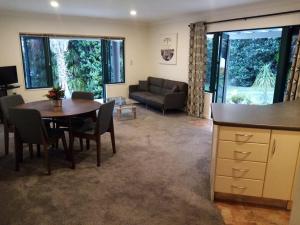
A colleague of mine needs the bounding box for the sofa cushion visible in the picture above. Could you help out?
[148,77,164,86]
[129,91,164,108]
[148,77,164,94]
[139,80,148,91]
[172,85,180,92]
[161,85,180,95]
[130,91,152,102]
[144,94,164,105]
[163,79,187,92]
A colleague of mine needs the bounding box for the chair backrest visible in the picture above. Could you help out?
[72,91,94,100]
[0,95,24,124]
[95,100,115,135]
[9,108,48,144]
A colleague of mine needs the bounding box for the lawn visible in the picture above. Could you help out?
[225,85,274,105]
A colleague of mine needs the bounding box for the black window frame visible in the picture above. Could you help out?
[19,34,126,90]
[102,39,126,85]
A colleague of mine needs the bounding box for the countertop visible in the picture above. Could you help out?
[211,100,300,131]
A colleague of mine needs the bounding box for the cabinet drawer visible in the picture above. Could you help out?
[218,141,269,162]
[216,158,266,180]
[215,176,263,197]
[219,126,271,144]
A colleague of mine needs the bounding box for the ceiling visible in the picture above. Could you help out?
[0,0,292,22]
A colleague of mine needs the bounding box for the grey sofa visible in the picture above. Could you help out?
[129,77,188,114]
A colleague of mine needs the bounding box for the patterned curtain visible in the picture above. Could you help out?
[187,22,207,117]
[285,31,300,101]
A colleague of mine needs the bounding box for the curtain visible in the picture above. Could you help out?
[187,22,207,117]
[285,31,300,101]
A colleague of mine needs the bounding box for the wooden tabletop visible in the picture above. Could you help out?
[16,99,101,118]
[212,100,300,131]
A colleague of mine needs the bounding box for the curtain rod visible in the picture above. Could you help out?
[190,10,300,26]
[19,32,125,40]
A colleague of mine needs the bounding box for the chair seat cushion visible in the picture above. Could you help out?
[72,120,95,135]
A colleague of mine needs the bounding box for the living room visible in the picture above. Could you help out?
[0,0,300,224]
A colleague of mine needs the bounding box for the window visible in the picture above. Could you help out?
[205,34,214,92]
[105,39,125,84]
[50,38,103,98]
[20,34,125,98]
[20,36,52,88]
[207,26,299,105]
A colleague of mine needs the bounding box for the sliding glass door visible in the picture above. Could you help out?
[206,25,299,105]
[215,33,229,103]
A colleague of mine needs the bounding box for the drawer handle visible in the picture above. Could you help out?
[232,168,249,173]
[235,133,253,138]
[231,185,247,190]
[234,150,251,155]
[271,139,276,156]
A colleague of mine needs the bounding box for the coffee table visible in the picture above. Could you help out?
[106,97,137,120]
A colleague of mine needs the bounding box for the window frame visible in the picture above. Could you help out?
[19,33,126,90]
[102,39,126,85]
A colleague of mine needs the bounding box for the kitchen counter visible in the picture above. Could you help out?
[210,100,300,207]
[212,100,300,131]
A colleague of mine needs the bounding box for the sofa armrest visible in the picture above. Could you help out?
[129,85,139,94]
[164,92,187,110]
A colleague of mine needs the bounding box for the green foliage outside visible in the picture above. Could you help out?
[227,38,280,87]
[230,94,252,104]
[252,63,276,104]
[51,40,103,99]
[64,40,103,99]
[252,64,276,89]
[206,36,280,89]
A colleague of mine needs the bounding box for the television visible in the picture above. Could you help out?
[0,66,18,86]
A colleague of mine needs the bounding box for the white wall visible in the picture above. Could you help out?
[148,1,300,84]
[1,2,300,105]
[147,1,300,117]
[0,12,150,102]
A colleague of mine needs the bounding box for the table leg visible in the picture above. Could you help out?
[68,117,75,169]
[117,107,121,120]
[133,107,137,119]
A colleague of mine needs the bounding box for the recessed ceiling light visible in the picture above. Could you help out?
[130,10,137,16]
[50,1,59,8]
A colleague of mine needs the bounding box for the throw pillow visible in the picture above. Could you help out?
[139,80,148,91]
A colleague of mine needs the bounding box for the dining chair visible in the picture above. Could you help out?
[9,108,69,175]
[72,91,94,100]
[0,95,25,155]
[69,100,116,167]
[56,91,95,151]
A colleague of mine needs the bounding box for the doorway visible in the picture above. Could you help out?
[206,26,299,105]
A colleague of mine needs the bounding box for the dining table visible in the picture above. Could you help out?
[16,99,102,169]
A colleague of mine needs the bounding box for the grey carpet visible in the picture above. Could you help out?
[0,106,224,225]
